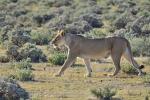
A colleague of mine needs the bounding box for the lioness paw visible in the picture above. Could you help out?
[84,74,91,77]
[54,74,61,77]
[138,72,146,76]
[107,74,114,77]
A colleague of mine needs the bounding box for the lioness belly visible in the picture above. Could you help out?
[79,50,110,59]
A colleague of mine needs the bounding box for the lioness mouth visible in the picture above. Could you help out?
[53,44,60,50]
[53,44,58,49]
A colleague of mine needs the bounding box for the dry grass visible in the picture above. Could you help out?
[0,58,150,100]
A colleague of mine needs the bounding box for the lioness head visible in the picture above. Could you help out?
[51,30,65,48]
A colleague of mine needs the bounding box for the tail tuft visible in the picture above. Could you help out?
[139,65,144,69]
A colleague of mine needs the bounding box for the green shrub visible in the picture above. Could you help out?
[79,13,103,28]
[65,20,92,34]
[19,43,47,62]
[122,63,137,74]
[32,12,55,27]
[9,29,31,47]
[113,12,132,29]
[15,69,34,81]
[0,78,29,99]
[48,52,67,65]
[6,44,20,60]
[0,55,9,63]
[14,58,32,70]
[30,32,52,45]
[129,16,149,36]
[10,58,34,81]
[142,74,150,83]
[142,23,150,34]
[129,37,150,56]
[138,10,150,17]
[13,9,28,17]
[91,86,116,100]
[46,0,73,7]
[6,42,47,62]
[85,28,108,38]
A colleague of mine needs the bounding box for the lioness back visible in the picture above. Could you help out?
[74,36,128,59]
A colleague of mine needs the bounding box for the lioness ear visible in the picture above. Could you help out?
[60,30,65,36]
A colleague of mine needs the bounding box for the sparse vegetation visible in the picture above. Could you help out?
[91,86,116,100]
[122,63,137,74]
[13,58,32,70]
[15,69,34,81]
[0,0,149,99]
[0,57,149,100]
[142,74,150,84]
[48,52,67,65]
[30,32,52,45]
[0,78,29,99]
[10,58,34,81]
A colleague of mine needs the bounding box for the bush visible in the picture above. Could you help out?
[129,37,150,56]
[10,58,34,81]
[13,9,28,17]
[33,14,54,27]
[85,28,108,38]
[0,78,29,99]
[113,12,132,29]
[79,13,103,28]
[14,58,32,70]
[113,29,127,37]
[15,69,34,81]
[0,55,9,63]
[91,86,116,100]
[9,29,31,47]
[47,0,73,7]
[122,63,137,74]
[19,43,47,62]
[130,16,150,36]
[6,44,20,60]
[65,20,92,34]
[74,3,102,15]
[30,32,52,45]
[6,42,47,62]
[48,52,67,65]
[142,23,150,35]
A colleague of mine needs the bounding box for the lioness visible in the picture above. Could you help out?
[51,30,144,77]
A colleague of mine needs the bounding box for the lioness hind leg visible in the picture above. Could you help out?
[110,52,122,76]
[83,58,92,77]
[123,48,143,76]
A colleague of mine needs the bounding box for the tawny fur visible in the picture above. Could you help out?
[51,30,144,77]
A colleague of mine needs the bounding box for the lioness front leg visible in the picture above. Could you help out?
[55,54,76,77]
[83,58,92,77]
[108,51,121,76]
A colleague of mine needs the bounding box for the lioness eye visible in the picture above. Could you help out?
[56,37,59,40]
